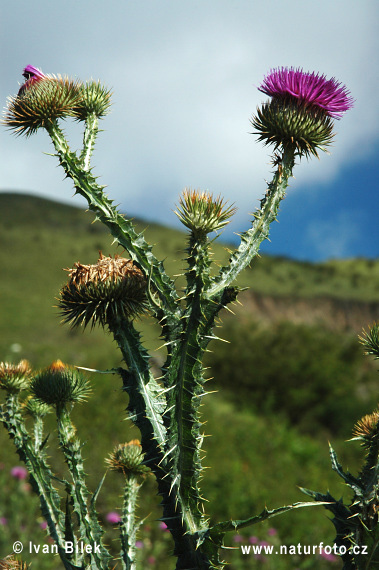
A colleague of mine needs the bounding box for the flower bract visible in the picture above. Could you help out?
[0,360,32,393]
[30,360,91,407]
[175,189,236,237]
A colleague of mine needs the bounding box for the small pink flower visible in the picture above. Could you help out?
[249,536,259,544]
[40,521,47,530]
[267,527,277,536]
[233,534,243,543]
[148,556,156,564]
[320,549,338,562]
[106,511,121,524]
[159,521,169,532]
[135,540,144,549]
[0,517,8,526]
[11,466,28,480]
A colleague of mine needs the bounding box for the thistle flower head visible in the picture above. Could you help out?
[252,67,353,159]
[3,65,82,136]
[258,67,354,119]
[106,440,149,479]
[30,360,91,407]
[0,360,32,393]
[175,188,236,238]
[58,254,148,329]
[352,410,379,449]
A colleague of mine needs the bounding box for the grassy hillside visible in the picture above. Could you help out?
[0,192,378,568]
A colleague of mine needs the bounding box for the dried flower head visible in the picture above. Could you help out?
[252,67,353,158]
[352,410,379,449]
[4,66,82,136]
[0,360,32,393]
[258,67,354,119]
[58,254,148,329]
[175,188,236,237]
[106,440,149,479]
[30,360,91,407]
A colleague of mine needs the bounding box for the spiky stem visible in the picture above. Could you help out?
[119,475,143,570]
[80,112,99,170]
[55,404,111,569]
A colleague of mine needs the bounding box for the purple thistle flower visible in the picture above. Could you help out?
[258,67,354,119]
[18,65,46,95]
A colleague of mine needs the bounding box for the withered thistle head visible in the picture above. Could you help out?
[3,65,82,136]
[175,188,236,238]
[58,254,148,329]
[106,440,149,479]
[0,360,32,393]
[352,410,379,449]
[30,360,91,407]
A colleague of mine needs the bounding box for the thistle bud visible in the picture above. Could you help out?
[175,188,236,237]
[58,254,148,329]
[352,410,379,449]
[72,81,112,121]
[4,65,82,136]
[106,440,149,479]
[22,396,51,419]
[0,360,32,393]
[30,360,91,407]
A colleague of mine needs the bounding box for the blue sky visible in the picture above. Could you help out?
[1,0,378,261]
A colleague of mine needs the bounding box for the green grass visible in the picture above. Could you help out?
[0,191,377,568]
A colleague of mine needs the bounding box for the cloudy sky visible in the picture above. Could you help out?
[1,0,378,261]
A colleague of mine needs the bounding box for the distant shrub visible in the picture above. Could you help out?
[206,320,374,435]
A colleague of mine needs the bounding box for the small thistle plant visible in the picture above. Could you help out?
[1,64,367,569]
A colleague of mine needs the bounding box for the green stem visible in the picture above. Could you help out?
[45,120,180,327]
[206,149,295,301]
[80,112,99,170]
[120,475,143,570]
[56,404,111,569]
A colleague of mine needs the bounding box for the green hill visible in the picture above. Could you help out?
[0,191,378,568]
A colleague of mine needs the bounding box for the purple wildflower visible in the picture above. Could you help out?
[106,511,121,524]
[233,534,243,543]
[18,65,46,95]
[10,466,28,480]
[258,67,354,119]
[320,548,338,562]
[267,527,277,536]
[159,521,170,532]
[0,517,8,526]
[135,540,144,549]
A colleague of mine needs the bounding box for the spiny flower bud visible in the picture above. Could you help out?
[0,360,32,393]
[106,440,149,479]
[359,323,379,359]
[72,81,112,121]
[352,410,379,449]
[175,188,236,237]
[58,254,148,329]
[252,67,353,158]
[30,360,91,407]
[4,65,82,136]
[0,556,29,570]
[22,396,51,419]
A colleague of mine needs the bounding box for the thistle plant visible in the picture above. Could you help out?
[1,65,355,569]
[301,323,379,569]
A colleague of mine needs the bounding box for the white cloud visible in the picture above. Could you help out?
[1,0,377,238]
